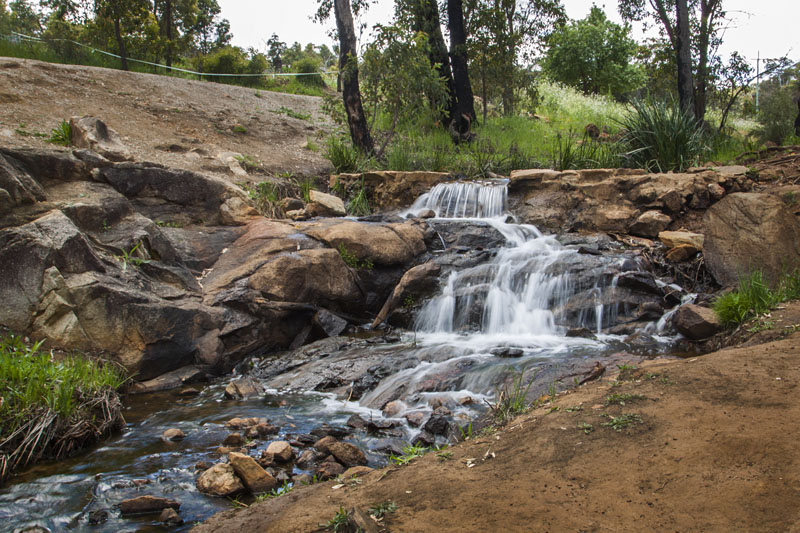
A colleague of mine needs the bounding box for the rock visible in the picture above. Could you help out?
[310,424,351,439]
[565,327,596,339]
[280,197,305,212]
[118,495,180,515]
[228,452,278,493]
[708,182,726,200]
[313,436,338,454]
[224,378,263,400]
[69,116,132,162]
[0,150,46,209]
[225,417,262,430]
[327,441,368,467]
[296,449,322,469]
[306,190,346,217]
[405,412,425,427]
[412,430,436,447]
[159,508,183,526]
[88,510,109,525]
[490,347,524,358]
[312,309,348,337]
[222,433,245,447]
[371,263,442,328]
[370,438,406,456]
[315,459,345,480]
[346,414,369,430]
[382,400,406,417]
[665,244,699,263]
[162,428,186,441]
[292,473,314,485]
[416,209,436,219]
[266,441,294,462]
[330,171,450,211]
[658,231,704,250]
[703,193,800,286]
[423,415,450,436]
[286,209,308,221]
[342,466,373,479]
[628,210,672,238]
[129,365,208,394]
[196,463,244,496]
[247,422,278,439]
[673,304,723,340]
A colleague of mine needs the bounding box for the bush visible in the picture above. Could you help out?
[293,57,326,88]
[754,85,797,145]
[617,97,707,172]
[324,136,362,173]
[713,270,800,327]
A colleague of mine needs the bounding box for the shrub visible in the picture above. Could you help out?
[293,57,326,88]
[324,136,362,173]
[47,120,72,146]
[713,270,800,327]
[754,85,797,145]
[617,97,707,172]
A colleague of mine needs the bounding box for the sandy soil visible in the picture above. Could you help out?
[196,302,800,533]
[0,57,331,179]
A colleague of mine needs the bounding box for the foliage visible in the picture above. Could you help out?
[337,243,373,270]
[293,56,326,88]
[320,506,350,532]
[47,119,71,146]
[713,270,800,327]
[388,443,429,465]
[117,241,150,271]
[346,178,371,216]
[273,106,311,121]
[368,501,397,519]
[601,412,642,431]
[754,84,798,145]
[245,181,291,218]
[296,177,316,203]
[617,97,707,172]
[324,136,363,174]
[543,6,644,97]
[605,393,644,406]
[491,368,535,422]
[551,131,619,170]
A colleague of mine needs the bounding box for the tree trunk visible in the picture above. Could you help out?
[411,0,455,122]
[334,0,373,155]
[447,0,476,134]
[165,0,173,71]
[502,85,514,116]
[675,0,694,115]
[113,15,128,71]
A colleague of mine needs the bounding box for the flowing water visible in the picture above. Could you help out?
[0,181,686,532]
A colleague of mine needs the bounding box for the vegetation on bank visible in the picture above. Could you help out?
[713,271,800,327]
[0,332,126,482]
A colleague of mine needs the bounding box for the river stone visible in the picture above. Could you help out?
[673,304,723,340]
[159,508,183,526]
[490,347,524,358]
[412,430,436,447]
[296,449,323,469]
[307,190,346,217]
[423,414,450,436]
[266,441,294,462]
[342,466,373,479]
[312,309,348,337]
[225,417,262,429]
[310,424,351,439]
[196,463,244,496]
[370,438,406,456]
[162,428,186,441]
[118,495,180,515]
[405,412,425,427]
[280,197,305,212]
[292,473,314,485]
[70,116,132,162]
[222,433,245,446]
[327,441,367,467]
[313,436,337,454]
[704,193,800,287]
[382,400,405,417]
[247,422,278,439]
[628,210,671,238]
[347,414,369,429]
[658,230,704,250]
[224,377,262,400]
[228,452,278,493]
[315,458,345,480]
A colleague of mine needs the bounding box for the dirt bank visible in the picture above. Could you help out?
[196,303,800,532]
[0,57,331,177]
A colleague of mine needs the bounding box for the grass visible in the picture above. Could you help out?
[713,270,800,327]
[273,106,311,121]
[296,177,316,203]
[320,506,350,532]
[255,481,293,501]
[388,443,429,465]
[117,241,150,271]
[337,243,373,270]
[368,501,397,519]
[605,393,645,406]
[601,413,643,432]
[47,119,72,146]
[234,154,261,172]
[346,178,371,216]
[0,332,125,481]
[490,368,535,423]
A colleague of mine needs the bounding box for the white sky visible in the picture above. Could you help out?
[219,0,799,66]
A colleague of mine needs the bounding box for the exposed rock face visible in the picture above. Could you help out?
[673,304,723,340]
[332,171,450,211]
[70,116,132,162]
[196,463,244,497]
[507,166,752,233]
[703,193,800,287]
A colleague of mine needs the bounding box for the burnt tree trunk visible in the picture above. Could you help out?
[334,0,373,155]
[675,0,694,115]
[447,0,476,134]
[113,15,128,71]
[411,0,455,122]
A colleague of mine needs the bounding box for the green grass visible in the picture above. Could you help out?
[491,368,535,423]
[605,393,645,406]
[713,270,800,327]
[296,177,316,203]
[388,443,429,465]
[47,120,72,146]
[273,106,311,121]
[0,332,125,479]
[368,500,397,519]
[337,243,373,270]
[601,413,642,431]
[320,506,350,532]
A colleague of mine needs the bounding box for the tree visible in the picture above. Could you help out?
[618,0,724,123]
[6,0,42,35]
[674,0,693,112]
[317,0,373,154]
[154,0,198,69]
[465,0,565,116]
[191,0,230,54]
[266,34,287,71]
[94,0,150,70]
[543,6,643,96]
[447,0,476,134]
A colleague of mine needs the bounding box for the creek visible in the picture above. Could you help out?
[0,181,688,532]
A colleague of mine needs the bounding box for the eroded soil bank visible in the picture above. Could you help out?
[196,308,800,532]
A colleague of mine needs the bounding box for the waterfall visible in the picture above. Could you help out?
[405,181,508,218]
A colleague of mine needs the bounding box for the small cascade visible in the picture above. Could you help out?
[405,180,508,218]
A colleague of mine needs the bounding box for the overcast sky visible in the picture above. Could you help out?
[218,0,799,67]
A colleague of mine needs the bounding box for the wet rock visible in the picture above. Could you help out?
[704,193,800,287]
[246,422,278,439]
[673,304,723,340]
[312,309,348,337]
[405,412,425,427]
[577,246,601,256]
[371,262,443,328]
[224,377,263,400]
[346,414,368,430]
[118,495,180,515]
[87,510,109,525]
[222,433,245,447]
[196,463,244,497]
[327,441,368,467]
[416,209,436,219]
[229,452,278,493]
[342,466,373,479]
[159,508,184,526]
[313,436,337,454]
[195,461,212,471]
[382,400,406,417]
[275,470,290,483]
[266,441,294,462]
[490,347,524,358]
[315,459,345,480]
[412,430,436,447]
[70,116,132,162]
[292,433,317,447]
[307,190,346,217]
[331,171,450,211]
[280,197,305,212]
[258,451,276,468]
[367,419,399,433]
[565,327,596,339]
[130,365,208,394]
[296,449,323,469]
[433,406,452,416]
[161,428,185,441]
[225,417,262,430]
[423,415,450,436]
[370,438,406,456]
[310,424,350,439]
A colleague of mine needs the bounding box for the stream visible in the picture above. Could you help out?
[0,181,689,532]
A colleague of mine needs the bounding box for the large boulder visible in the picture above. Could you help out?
[196,463,244,496]
[673,304,723,340]
[703,193,800,287]
[0,150,46,211]
[628,210,672,238]
[228,452,277,493]
[371,262,442,328]
[306,190,346,217]
[70,116,132,162]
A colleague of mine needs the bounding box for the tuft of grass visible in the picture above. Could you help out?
[337,243,373,270]
[605,393,645,406]
[234,154,261,172]
[617,97,707,172]
[388,444,429,465]
[325,136,363,174]
[578,421,594,434]
[255,481,293,501]
[346,178,371,216]
[47,120,72,146]
[713,270,800,327]
[231,124,247,134]
[117,241,150,271]
[491,368,535,423]
[273,106,311,121]
[368,501,397,519]
[296,177,317,203]
[601,413,642,431]
[320,506,350,532]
